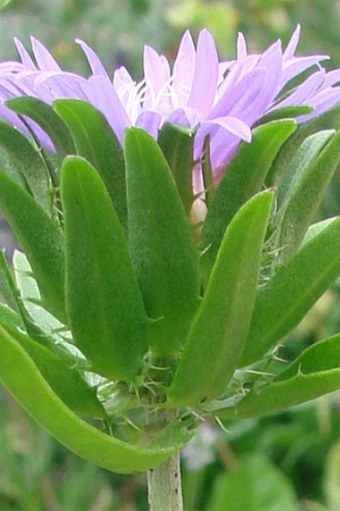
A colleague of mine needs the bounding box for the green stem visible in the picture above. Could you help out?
[147,409,183,511]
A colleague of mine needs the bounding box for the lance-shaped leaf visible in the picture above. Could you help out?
[218,335,340,420]
[6,96,76,157]
[277,130,340,261]
[257,105,313,125]
[124,128,200,356]
[168,191,274,406]
[265,117,325,187]
[2,323,105,418]
[61,156,147,380]
[0,324,192,474]
[0,120,52,213]
[54,99,127,226]
[200,120,295,282]
[0,170,65,322]
[276,130,333,208]
[158,122,195,215]
[242,217,340,366]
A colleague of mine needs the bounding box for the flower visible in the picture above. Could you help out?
[0,25,339,181]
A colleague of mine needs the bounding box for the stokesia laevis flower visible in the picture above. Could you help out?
[0,25,339,189]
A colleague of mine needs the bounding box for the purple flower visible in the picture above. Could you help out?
[0,25,339,182]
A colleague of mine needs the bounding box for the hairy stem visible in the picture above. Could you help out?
[147,409,183,511]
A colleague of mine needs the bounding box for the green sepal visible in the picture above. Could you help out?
[124,127,200,356]
[0,170,66,322]
[276,130,340,261]
[158,122,195,214]
[168,190,274,406]
[242,217,340,366]
[200,120,296,283]
[6,96,76,157]
[0,303,23,330]
[0,249,23,315]
[61,156,147,380]
[0,120,52,213]
[1,323,105,418]
[0,249,44,335]
[0,324,192,474]
[54,98,127,226]
[218,335,340,420]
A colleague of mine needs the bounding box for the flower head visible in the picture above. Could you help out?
[0,25,339,181]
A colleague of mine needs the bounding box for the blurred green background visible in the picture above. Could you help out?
[0,1,340,510]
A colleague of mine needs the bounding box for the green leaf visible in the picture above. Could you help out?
[300,217,337,247]
[124,127,200,356]
[207,455,300,511]
[265,118,324,187]
[276,130,340,261]
[0,171,65,322]
[158,122,195,214]
[54,99,127,226]
[200,120,296,282]
[276,130,333,207]
[2,323,105,418]
[219,335,340,420]
[257,105,313,125]
[242,217,340,366]
[6,96,76,157]
[0,120,52,213]
[0,324,192,474]
[168,191,274,406]
[61,156,147,380]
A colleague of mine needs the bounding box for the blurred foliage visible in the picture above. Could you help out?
[0,389,149,511]
[1,387,340,510]
[0,0,340,510]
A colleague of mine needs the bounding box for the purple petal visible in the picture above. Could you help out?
[76,39,110,78]
[257,41,283,104]
[298,88,340,121]
[167,108,191,127]
[283,24,301,60]
[143,45,170,109]
[136,110,162,138]
[187,29,219,118]
[31,37,61,71]
[323,69,340,87]
[211,68,266,121]
[113,66,134,91]
[172,30,196,105]
[202,116,252,142]
[216,53,259,101]
[281,55,329,87]
[85,75,130,142]
[34,71,88,100]
[273,70,326,109]
[14,38,36,69]
[237,33,248,60]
